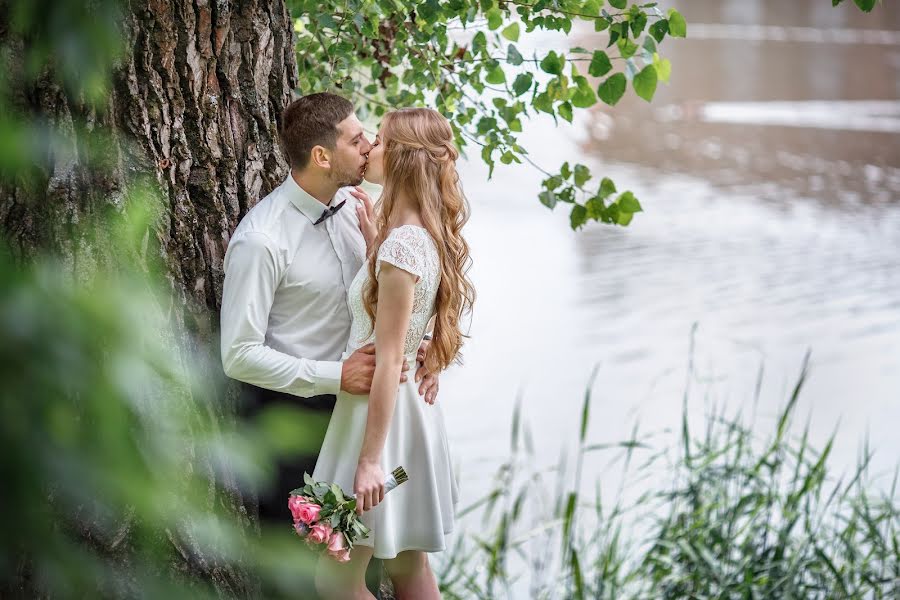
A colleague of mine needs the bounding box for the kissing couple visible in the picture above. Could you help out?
[220,92,474,599]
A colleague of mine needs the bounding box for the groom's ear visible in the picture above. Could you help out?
[310,145,332,170]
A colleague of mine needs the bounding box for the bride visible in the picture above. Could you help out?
[312,107,475,599]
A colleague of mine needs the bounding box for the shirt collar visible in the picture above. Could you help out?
[283,173,334,223]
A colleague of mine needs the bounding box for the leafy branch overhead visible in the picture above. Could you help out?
[288,0,687,230]
[832,0,881,12]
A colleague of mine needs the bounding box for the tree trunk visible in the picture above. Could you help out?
[1,0,297,596]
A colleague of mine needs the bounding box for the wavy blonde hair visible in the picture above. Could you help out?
[362,108,475,373]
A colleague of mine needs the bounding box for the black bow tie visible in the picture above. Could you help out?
[314,199,347,225]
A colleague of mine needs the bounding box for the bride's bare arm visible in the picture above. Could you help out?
[353,263,416,513]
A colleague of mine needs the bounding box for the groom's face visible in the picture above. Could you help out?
[330,114,372,187]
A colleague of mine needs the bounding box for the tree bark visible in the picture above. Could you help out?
[1,0,297,596]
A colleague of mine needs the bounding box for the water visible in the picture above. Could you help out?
[439,0,900,518]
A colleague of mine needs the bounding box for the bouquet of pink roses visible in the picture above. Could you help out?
[288,466,408,562]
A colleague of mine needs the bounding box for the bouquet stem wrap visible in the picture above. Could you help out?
[383,466,409,494]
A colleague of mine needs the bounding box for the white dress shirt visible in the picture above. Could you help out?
[220,174,366,398]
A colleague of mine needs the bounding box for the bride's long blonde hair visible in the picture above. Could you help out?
[362,108,475,373]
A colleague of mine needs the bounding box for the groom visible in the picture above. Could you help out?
[220,92,438,593]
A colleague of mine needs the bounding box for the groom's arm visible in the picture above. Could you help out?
[220,230,342,397]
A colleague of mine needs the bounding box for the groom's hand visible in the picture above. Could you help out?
[340,343,409,395]
[415,340,440,405]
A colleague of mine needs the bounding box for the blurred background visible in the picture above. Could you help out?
[442,0,900,507]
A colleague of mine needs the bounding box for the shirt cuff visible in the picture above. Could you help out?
[314,360,343,396]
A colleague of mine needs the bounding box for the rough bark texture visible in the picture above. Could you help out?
[2,0,296,304]
[1,0,297,596]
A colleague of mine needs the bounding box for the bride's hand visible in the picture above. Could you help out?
[353,459,385,515]
[350,186,377,253]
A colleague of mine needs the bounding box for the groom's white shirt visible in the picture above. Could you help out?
[220,173,366,397]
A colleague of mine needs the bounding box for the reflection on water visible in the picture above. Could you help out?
[581,0,900,206]
[441,0,900,521]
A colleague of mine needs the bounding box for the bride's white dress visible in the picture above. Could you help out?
[312,224,458,559]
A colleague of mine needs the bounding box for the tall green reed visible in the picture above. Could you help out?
[437,342,899,599]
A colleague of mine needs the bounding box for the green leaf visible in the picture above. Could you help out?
[649,19,669,42]
[594,18,610,32]
[617,37,639,59]
[547,75,569,101]
[597,73,626,106]
[507,44,524,65]
[598,176,617,198]
[558,101,573,122]
[331,483,345,502]
[570,204,588,230]
[501,22,520,41]
[616,210,634,226]
[540,50,563,75]
[630,12,648,37]
[539,190,557,209]
[633,64,658,101]
[571,76,597,108]
[317,14,337,29]
[574,164,591,187]
[560,162,571,179]
[588,50,612,77]
[608,0,627,8]
[853,0,877,11]
[486,7,503,30]
[585,196,606,219]
[607,30,620,49]
[486,64,506,84]
[667,9,687,37]
[472,31,487,54]
[476,116,497,135]
[583,0,603,15]
[533,91,554,114]
[512,73,533,96]
[642,35,657,58]
[616,190,643,212]
[653,53,671,83]
[481,144,495,178]
[544,175,564,190]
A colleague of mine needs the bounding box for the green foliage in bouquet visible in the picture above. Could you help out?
[292,473,372,543]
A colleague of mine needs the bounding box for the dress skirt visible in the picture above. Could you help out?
[312,353,458,559]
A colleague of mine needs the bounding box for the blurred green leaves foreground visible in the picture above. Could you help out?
[0,1,326,594]
[0,194,332,597]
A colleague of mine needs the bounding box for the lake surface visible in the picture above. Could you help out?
[436,0,900,519]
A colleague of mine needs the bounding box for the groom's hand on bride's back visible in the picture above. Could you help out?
[415,340,440,405]
[340,343,409,394]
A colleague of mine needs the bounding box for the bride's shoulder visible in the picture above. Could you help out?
[377,225,437,276]
[386,224,434,249]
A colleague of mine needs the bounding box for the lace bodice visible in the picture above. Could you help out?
[345,225,440,356]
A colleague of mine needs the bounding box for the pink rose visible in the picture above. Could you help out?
[331,548,351,563]
[327,531,347,553]
[288,495,308,522]
[307,522,333,545]
[296,502,322,525]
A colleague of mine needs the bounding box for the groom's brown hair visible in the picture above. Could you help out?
[279,92,354,169]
